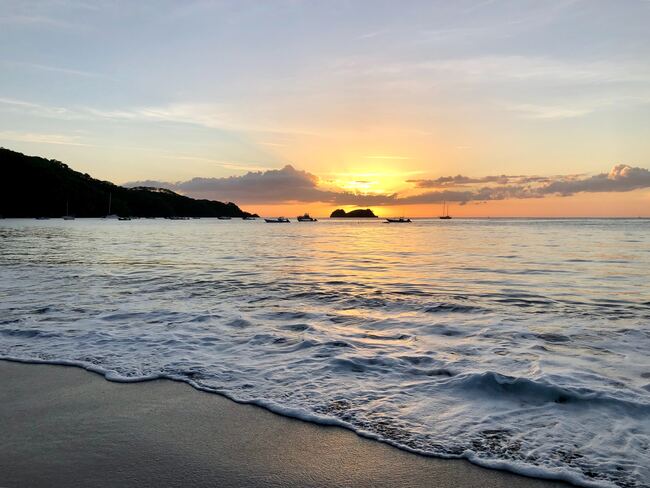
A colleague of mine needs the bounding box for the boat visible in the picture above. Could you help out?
[217,216,231,220]
[243,216,257,220]
[439,201,452,219]
[264,217,290,223]
[118,216,131,221]
[386,217,411,223]
[297,213,317,222]
[62,200,75,220]
[35,216,50,220]
[104,193,119,219]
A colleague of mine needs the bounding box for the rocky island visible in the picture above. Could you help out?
[330,208,377,218]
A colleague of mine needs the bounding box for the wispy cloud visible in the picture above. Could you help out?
[0,97,321,137]
[507,103,594,120]
[0,97,77,119]
[159,154,272,172]
[345,56,650,85]
[364,155,411,160]
[3,60,103,78]
[354,30,387,41]
[0,130,91,147]
[0,14,75,28]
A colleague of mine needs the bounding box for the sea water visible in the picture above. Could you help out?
[1,218,648,487]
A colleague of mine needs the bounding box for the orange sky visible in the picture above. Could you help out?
[244,191,650,219]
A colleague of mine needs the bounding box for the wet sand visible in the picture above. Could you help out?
[0,360,572,488]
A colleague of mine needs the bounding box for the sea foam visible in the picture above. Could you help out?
[1,218,649,487]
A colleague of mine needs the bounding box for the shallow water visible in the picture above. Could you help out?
[1,218,649,487]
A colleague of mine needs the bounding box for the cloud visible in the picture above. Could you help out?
[125,163,650,206]
[126,165,395,205]
[0,97,320,137]
[0,130,91,146]
[3,61,103,78]
[399,165,650,204]
[507,103,594,120]
[407,174,511,188]
[335,55,650,86]
[540,164,650,195]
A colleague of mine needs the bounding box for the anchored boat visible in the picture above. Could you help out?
[62,200,75,220]
[297,213,317,222]
[439,201,452,219]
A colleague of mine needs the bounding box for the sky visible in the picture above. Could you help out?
[1,0,649,217]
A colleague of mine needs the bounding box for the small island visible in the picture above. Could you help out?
[330,208,377,218]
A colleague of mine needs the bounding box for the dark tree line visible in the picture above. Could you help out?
[0,148,257,218]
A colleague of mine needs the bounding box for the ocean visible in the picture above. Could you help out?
[1,218,648,487]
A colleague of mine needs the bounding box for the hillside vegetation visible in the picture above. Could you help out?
[0,148,255,218]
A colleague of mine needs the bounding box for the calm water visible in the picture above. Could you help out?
[1,218,649,487]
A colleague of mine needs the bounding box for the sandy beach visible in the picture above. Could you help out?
[0,360,572,488]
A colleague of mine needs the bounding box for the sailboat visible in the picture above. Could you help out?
[104,193,119,219]
[63,200,75,220]
[439,201,452,219]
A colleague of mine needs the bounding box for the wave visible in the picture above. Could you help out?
[2,218,649,488]
[444,371,650,413]
[2,354,646,488]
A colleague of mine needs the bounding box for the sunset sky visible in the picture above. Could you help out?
[1,0,649,217]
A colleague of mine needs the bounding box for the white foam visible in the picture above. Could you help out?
[1,218,649,487]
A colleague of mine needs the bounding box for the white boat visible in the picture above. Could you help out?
[265,217,290,223]
[297,213,317,222]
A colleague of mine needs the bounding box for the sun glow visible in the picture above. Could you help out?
[325,166,424,196]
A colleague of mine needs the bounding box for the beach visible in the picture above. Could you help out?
[0,360,573,488]
[1,218,648,486]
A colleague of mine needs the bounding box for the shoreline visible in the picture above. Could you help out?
[0,359,572,488]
